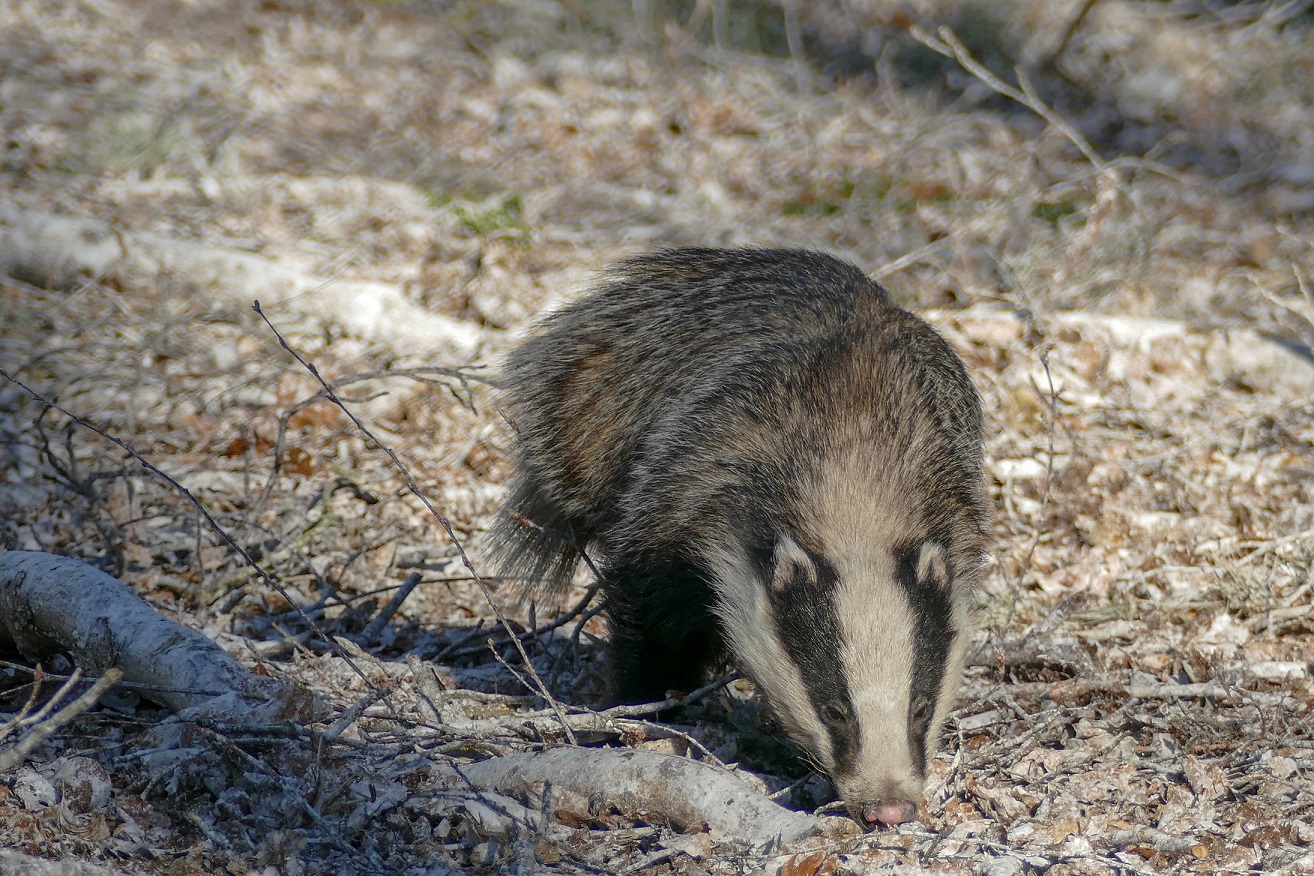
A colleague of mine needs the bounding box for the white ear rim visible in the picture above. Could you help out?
[916,541,950,591]
[770,534,815,591]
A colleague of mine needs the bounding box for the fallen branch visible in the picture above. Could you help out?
[460,746,818,845]
[0,206,482,357]
[0,551,314,721]
[1,370,382,694]
[0,850,131,876]
[909,24,1104,168]
[362,571,424,643]
[423,673,736,750]
[1105,826,1202,857]
[0,668,122,772]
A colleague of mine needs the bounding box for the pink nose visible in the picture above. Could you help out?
[863,800,918,827]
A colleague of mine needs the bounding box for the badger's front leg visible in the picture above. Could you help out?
[601,559,726,704]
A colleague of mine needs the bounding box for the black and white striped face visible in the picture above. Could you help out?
[707,532,966,829]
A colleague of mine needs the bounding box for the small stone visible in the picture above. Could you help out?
[1267,756,1299,779]
[13,768,56,810]
[469,841,499,867]
[54,756,113,813]
[975,855,1024,876]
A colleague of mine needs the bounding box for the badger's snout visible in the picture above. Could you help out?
[856,799,919,828]
[833,748,926,830]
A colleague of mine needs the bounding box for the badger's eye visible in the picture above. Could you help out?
[910,699,932,727]
[821,703,851,727]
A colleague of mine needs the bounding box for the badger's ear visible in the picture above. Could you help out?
[916,541,950,592]
[770,534,816,591]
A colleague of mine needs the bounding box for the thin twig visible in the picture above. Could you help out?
[0,665,50,744]
[0,368,375,690]
[437,582,601,661]
[871,237,953,280]
[256,365,488,512]
[779,0,808,93]
[252,301,582,741]
[909,24,1104,168]
[530,582,601,642]
[1034,0,1101,72]
[0,659,286,702]
[362,571,424,643]
[594,672,738,719]
[405,654,449,727]
[1257,267,1314,340]
[1019,347,1061,586]
[548,601,606,688]
[984,346,1064,651]
[0,668,122,772]
[327,684,397,737]
[614,719,732,768]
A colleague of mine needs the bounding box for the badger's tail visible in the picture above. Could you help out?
[490,476,589,595]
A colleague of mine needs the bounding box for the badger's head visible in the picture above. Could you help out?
[708,529,972,829]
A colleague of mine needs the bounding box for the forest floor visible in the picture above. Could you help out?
[1,0,1313,874]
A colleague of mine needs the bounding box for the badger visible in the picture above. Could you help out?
[493,247,988,828]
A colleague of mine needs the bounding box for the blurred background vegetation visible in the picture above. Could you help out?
[2,0,1312,331]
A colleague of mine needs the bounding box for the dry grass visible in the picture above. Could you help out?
[1,0,1313,873]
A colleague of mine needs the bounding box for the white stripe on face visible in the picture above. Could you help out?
[703,544,836,771]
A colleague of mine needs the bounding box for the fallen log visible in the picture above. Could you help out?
[0,206,483,358]
[0,550,313,721]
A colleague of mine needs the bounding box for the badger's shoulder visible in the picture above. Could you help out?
[606,313,984,556]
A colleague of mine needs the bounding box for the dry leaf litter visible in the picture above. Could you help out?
[1,1,1313,874]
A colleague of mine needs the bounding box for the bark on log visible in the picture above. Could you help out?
[461,746,818,845]
[0,551,313,721]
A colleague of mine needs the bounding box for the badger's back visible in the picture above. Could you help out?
[495,247,895,589]
[608,314,985,564]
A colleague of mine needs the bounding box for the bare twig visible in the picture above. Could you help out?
[779,0,807,93]
[327,684,396,738]
[909,24,1104,168]
[1033,0,1102,72]
[257,365,489,511]
[592,671,737,720]
[983,346,1064,651]
[0,658,291,703]
[0,666,77,743]
[1019,348,1061,585]
[871,238,954,280]
[31,413,126,577]
[252,302,593,749]
[405,654,449,726]
[530,582,601,643]
[0,666,48,744]
[548,601,606,688]
[1256,266,1314,340]
[0,368,374,691]
[362,571,424,643]
[0,668,122,772]
[1250,0,1314,32]
[438,582,602,661]
[484,636,579,744]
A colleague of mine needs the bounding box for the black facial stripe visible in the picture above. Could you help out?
[895,542,956,774]
[762,545,860,776]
